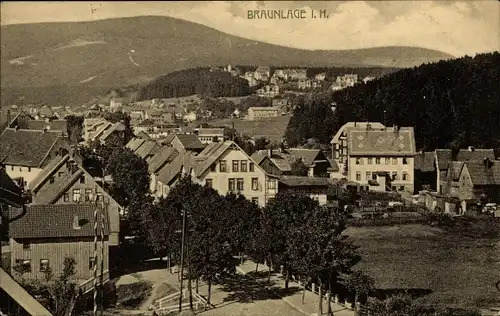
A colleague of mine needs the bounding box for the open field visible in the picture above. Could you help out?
[346,224,500,309]
[211,115,291,143]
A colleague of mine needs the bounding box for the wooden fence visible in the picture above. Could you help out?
[78,270,110,295]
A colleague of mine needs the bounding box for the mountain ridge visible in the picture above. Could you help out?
[1,15,454,106]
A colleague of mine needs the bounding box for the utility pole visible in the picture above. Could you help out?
[100,167,106,316]
[187,237,193,310]
[178,209,187,312]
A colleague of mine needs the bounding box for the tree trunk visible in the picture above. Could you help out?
[302,279,307,304]
[267,260,272,283]
[255,263,259,273]
[355,292,359,307]
[207,280,212,306]
[318,281,323,316]
[195,278,199,294]
[284,270,290,291]
[326,290,332,316]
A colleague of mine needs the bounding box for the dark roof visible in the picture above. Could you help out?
[174,134,205,150]
[465,160,500,186]
[9,204,109,239]
[250,152,267,165]
[279,176,331,187]
[193,141,233,177]
[435,148,495,171]
[156,151,195,185]
[126,138,146,152]
[135,140,162,159]
[414,151,436,172]
[0,168,25,207]
[26,119,67,132]
[147,147,179,174]
[0,128,63,167]
[285,148,323,167]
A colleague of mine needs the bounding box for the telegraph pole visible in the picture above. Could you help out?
[93,185,98,316]
[100,167,106,316]
[178,209,187,312]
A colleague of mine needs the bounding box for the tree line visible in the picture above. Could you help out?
[138,67,252,100]
[285,52,500,150]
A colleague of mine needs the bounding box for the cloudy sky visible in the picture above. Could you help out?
[1,1,499,57]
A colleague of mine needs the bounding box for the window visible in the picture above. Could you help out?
[96,193,102,201]
[251,178,259,190]
[385,157,390,165]
[22,260,31,272]
[80,175,85,183]
[63,193,69,202]
[232,161,239,172]
[400,186,405,191]
[237,179,244,191]
[40,259,49,272]
[356,158,361,165]
[392,172,398,181]
[22,242,30,250]
[85,189,92,202]
[210,164,216,172]
[403,157,408,165]
[366,172,371,180]
[252,197,259,204]
[19,167,22,172]
[372,173,378,180]
[392,158,397,165]
[28,167,31,172]
[228,178,235,191]
[402,172,408,181]
[356,172,361,181]
[375,157,381,164]
[11,166,14,171]
[266,180,276,190]
[240,161,248,172]
[89,257,96,269]
[220,160,227,172]
[73,189,81,202]
[49,176,55,184]
[367,157,373,164]
[206,179,213,188]
[249,162,255,172]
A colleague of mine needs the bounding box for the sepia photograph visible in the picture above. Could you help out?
[0,1,499,315]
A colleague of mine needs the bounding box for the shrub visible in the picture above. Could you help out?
[116,281,153,308]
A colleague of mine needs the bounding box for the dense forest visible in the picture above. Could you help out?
[285,52,500,151]
[138,67,252,100]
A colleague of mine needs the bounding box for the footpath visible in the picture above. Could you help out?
[236,259,355,316]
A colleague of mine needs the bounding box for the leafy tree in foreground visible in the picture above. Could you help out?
[290,158,309,176]
[342,270,375,306]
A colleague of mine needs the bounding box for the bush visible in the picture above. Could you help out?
[116,281,153,308]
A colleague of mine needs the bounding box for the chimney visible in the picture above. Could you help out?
[267,148,272,157]
[73,215,81,230]
[483,157,492,169]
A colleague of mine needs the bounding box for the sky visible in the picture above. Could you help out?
[1,1,499,57]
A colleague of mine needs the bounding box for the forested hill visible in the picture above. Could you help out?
[285,52,500,151]
[138,68,252,100]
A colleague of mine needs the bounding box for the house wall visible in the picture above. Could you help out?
[198,135,223,144]
[457,167,474,201]
[196,148,277,207]
[10,237,109,281]
[248,109,279,120]
[278,185,328,205]
[171,137,185,153]
[258,157,283,176]
[348,156,415,193]
[4,166,43,187]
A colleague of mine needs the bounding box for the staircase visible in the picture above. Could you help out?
[78,270,110,295]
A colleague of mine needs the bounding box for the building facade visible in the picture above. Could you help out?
[247,107,280,120]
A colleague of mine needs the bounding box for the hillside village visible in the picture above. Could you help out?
[1,46,500,316]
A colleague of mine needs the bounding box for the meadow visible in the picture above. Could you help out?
[346,224,500,309]
[211,115,291,143]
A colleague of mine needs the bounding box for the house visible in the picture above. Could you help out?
[315,73,327,81]
[183,111,197,123]
[83,118,126,144]
[330,74,358,91]
[457,158,500,208]
[110,97,124,109]
[345,126,416,193]
[278,176,331,205]
[254,66,271,81]
[298,79,312,90]
[286,148,331,177]
[170,134,205,153]
[134,140,163,160]
[247,107,280,120]
[434,147,495,195]
[35,105,55,119]
[256,85,279,98]
[9,204,109,283]
[0,128,69,187]
[153,151,195,199]
[132,119,155,135]
[444,161,464,198]
[414,151,437,191]
[1,171,51,316]
[198,128,225,144]
[147,147,179,193]
[242,72,258,87]
[7,111,68,133]
[331,122,386,174]
[27,153,122,246]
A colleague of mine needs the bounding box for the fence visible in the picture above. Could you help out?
[347,216,430,227]
[78,270,110,294]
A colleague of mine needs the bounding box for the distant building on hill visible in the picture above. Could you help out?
[247,107,280,120]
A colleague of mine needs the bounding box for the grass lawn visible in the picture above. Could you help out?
[211,115,291,143]
[346,224,500,309]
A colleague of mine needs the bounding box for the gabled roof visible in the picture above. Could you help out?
[135,140,162,159]
[26,119,67,132]
[448,161,465,181]
[9,204,109,239]
[414,151,436,172]
[192,141,233,177]
[327,158,339,172]
[156,151,196,185]
[99,122,126,141]
[331,122,386,144]
[0,128,63,167]
[347,127,416,157]
[279,176,331,187]
[174,134,205,150]
[33,169,83,204]
[29,154,74,191]
[147,147,179,174]
[435,148,495,171]
[463,160,500,186]
[285,148,326,167]
[250,152,267,165]
[126,138,146,152]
